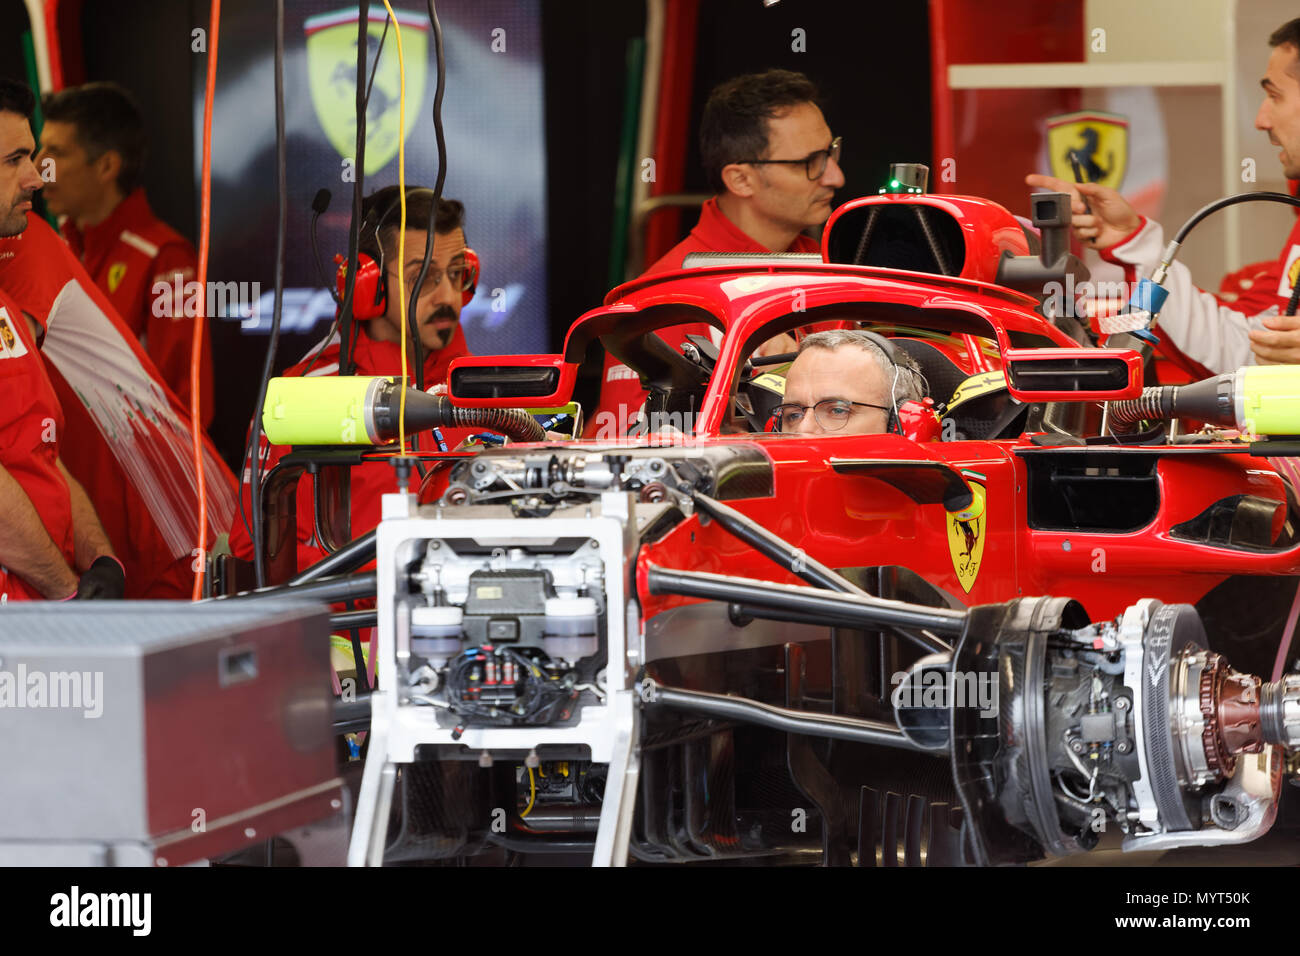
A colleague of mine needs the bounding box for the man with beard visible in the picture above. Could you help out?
[229,186,479,572]
[1026,18,1300,373]
[0,78,122,601]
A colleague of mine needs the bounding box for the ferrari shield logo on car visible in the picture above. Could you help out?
[947,473,986,593]
[1047,111,1128,191]
[305,7,428,175]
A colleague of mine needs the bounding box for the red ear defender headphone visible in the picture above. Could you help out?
[334,188,479,319]
[334,248,478,318]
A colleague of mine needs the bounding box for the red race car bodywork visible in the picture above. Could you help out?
[434,192,1300,678]
[331,189,1300,867]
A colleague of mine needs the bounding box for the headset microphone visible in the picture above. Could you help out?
[309,188,341,307]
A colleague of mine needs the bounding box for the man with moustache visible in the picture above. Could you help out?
[228,186,478,571]
[0,78,122,601]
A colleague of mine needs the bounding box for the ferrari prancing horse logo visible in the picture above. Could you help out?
[305,6,428,176]
[107,262,127,294]
[947,471,987,593]
[1047,110,1128,191]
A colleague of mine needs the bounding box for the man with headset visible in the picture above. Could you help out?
[228,185,479,569]
[773,329,926,436]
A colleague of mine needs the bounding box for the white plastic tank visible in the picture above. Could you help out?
[542,596,599,662]
[411,605,464,669]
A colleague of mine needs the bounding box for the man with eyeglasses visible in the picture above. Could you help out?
[773,330,925,436]
[596,70,845,436]
[646,69,844,273]
[228,185,479,570]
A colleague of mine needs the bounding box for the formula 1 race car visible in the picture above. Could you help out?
[241,181,1300,866]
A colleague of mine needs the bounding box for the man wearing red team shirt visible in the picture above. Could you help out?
[595,70,844,436]
[229,187,477,575]
[0,79,122,602]
[37,82,214,426]
[0,214,236,598]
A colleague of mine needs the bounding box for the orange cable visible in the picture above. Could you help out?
[191,0,220,600]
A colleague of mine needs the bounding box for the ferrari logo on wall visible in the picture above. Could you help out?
[1047,111,1128,191]
[947,472,987,593]
[305,6,428,175]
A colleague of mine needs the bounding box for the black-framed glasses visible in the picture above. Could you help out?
[739,136,843,180]
[399,261,468,292]
[773,397,889,432]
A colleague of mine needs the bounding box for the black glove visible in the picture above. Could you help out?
[74,555,126,600]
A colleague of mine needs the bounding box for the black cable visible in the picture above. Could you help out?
[243,6,388,551]
[365,15,390,104]
[309,190,341,307]
[236,427,275,547]
[405,0,448,395]
[299,22,390,379]
[393,0,447,478]
[247,0,288,589]
[1170,191,1300,246]
[443,647,569,726]
[338,0,372,378]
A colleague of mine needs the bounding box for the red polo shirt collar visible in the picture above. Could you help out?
[689,197,821,254]
[62,187,156,275]
[350,322,470,385]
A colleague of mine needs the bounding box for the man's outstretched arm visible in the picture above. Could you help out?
[57,459,115,573]
[0,461,78,598]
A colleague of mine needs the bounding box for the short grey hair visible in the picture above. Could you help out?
[797,329,926,403]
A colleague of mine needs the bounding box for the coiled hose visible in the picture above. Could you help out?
[1107,373,1236,435]
[443,404,546,443]
[1107,386,1176,433]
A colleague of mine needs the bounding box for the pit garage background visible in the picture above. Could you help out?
[1,0,1295,466]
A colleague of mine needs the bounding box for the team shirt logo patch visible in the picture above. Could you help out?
[0,308,29,360]
[1278,245,1300,298]
[107,262,128,294]
[947,471,986,593]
